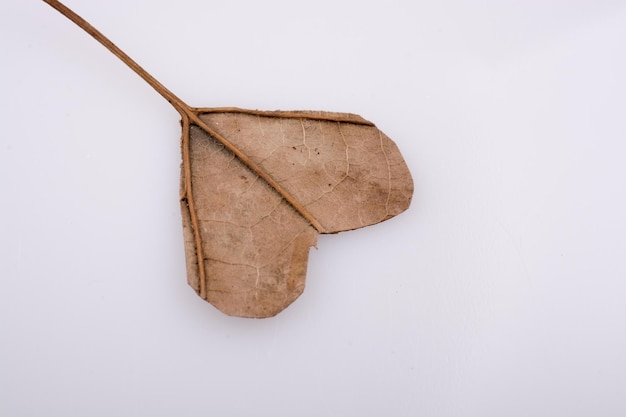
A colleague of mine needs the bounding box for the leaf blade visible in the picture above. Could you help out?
[197,109,414,233]
[183,108,413,317]
[182,122,318,317]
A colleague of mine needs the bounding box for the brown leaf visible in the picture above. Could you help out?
[181,108,413,317]
[43,0,414,318]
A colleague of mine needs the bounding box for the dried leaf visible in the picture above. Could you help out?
[43,0,414,318]
[181,109,413,317]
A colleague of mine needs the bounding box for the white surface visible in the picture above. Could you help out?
[2,0,626,415]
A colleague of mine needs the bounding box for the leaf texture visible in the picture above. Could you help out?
[181,108,413,317]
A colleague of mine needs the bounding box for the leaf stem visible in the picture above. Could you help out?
[43,0,326,235]
[43,0,189,116]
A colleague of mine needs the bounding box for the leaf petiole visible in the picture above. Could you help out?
[43,0,189,116]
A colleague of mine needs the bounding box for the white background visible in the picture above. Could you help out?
[2,1,626,416]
